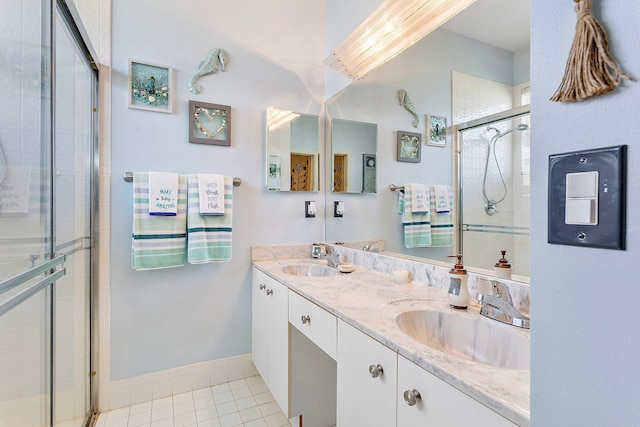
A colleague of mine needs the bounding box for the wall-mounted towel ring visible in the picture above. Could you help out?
[123,171,241,187]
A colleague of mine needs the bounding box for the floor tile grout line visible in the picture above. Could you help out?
[97,375,292,427]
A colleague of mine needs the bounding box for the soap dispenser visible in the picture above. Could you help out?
[448,255,470,309]
[493,250,512,280]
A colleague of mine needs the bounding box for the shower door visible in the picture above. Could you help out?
[0,1,97,426]
[457,107,531,278]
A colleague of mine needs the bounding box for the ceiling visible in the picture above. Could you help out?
[441,0,530,52]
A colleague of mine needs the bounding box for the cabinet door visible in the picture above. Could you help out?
[251,268,289,416]
[266,277,289,415]
[337,320,397,427]
[251,269,269,380]
[397,356,516,427]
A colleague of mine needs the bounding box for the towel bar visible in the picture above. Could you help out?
[389,184,404,192]
[123,172,241,186]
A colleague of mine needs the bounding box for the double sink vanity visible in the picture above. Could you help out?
[252,243,530,427]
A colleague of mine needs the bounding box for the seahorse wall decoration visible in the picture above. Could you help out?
[188,48,229,94]
[397,89,419,128]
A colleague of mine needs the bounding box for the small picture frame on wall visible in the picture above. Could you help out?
[397,131,421,163]
[128,59,173,113]
[189,100,231,146]
[426,114,447,147]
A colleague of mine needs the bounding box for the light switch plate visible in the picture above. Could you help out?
[334,201,344,217]
[548,145,626,249]
[305,201,316,218]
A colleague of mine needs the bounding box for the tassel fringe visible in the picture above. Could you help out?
[550,0,631,102]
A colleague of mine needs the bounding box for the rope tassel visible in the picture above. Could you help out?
[550,0,632,102]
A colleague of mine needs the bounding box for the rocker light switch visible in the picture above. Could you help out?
[334,201,344,217]
[565,199,596,224]
[567,171,598,198]
[565,171,598,225]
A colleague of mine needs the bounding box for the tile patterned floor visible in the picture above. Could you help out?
[95,376,292,427]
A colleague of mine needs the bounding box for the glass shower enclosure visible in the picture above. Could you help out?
[0,1,98,425]
[457,106,531,279]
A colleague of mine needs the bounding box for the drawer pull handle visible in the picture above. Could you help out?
[259,284,266,291]
[369,364,384,378]
[301,315,311,324]
[266,289,273,296]
[403,389,421,406]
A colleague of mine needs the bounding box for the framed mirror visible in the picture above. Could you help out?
[265,107,320,192]
[330,119,377,193]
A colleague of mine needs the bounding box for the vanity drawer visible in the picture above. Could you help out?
[289,291,337,360]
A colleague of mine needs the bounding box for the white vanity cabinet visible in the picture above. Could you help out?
[397,356,516,426]
[252,265,522,427]
[251,268,289,415]
[337,320,398,427]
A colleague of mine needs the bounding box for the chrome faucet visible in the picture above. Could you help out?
[313,243,342,268]
[362,240,382,252]
[476,280,530,329]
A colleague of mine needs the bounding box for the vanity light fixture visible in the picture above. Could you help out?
[267,107,301,131]
[325,0,477,80]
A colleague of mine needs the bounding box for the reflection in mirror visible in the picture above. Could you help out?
[331,119,377,193]
[266,108,320,192]
[325,0,530,279]
[458,107,530,279]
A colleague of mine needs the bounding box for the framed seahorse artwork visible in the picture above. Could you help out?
[188,100,231,146]
[426,114,447,147]
[128,59,173,113]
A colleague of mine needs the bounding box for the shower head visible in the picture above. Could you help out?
[487,124,529,138]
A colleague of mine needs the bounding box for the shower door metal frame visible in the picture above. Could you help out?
[453,105,531,262]
[55,0,101,423]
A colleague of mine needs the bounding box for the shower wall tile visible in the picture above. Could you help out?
[452,71,513,125]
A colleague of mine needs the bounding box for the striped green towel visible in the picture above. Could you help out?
[429,185,454,247]
[187,175,233,263]
[398,184,432,248]
[131,172,187,270]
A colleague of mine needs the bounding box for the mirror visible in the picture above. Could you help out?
[325,0,530,279]
[330,119,377,193]
[266,108,320,192]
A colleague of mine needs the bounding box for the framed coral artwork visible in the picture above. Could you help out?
[128,59,173,113]
[426,114,447,147]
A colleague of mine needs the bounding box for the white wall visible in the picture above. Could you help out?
[110,0,325,380]
[531,1,640,424]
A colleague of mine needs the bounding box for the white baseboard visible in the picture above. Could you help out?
[101,353,258,411]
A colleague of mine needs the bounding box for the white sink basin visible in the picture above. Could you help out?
[383,302,530,371]
[282,264,339,277]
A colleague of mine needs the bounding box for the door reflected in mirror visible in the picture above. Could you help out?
[330,119,377,193]
[266,107,320,192]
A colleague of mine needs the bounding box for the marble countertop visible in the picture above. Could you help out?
[253,257,530,426]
